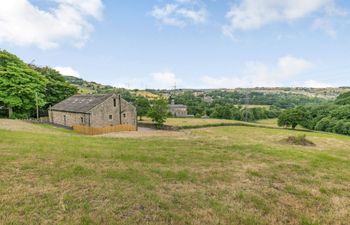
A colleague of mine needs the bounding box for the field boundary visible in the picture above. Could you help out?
[139,121,313,133]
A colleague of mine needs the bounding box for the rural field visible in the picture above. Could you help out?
[139,117,279,129]
[0,119,350,225]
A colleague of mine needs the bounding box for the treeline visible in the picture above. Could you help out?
[171,91,325,122]
[207,90,327,109]
[278,92,350,135]
[209,104,281,121]
[0,50,78,118]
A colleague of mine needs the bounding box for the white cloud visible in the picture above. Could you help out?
[201,56,313,88]
[277,56,313,78]
[0,0,103,49]
[223,0,343,37]
[151,0,207,27]
[151,71,182,89]
[54,66,81,77]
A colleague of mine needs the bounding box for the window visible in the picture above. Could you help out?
[81,117,84,124]
[113,98,117,107]
[123,113,126,118]
[109,115,113,120]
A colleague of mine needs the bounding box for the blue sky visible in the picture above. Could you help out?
[1,0,350,89]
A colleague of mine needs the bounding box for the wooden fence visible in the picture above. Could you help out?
[73,124,137,135]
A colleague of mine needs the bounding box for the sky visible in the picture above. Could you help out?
[1,0,350,89]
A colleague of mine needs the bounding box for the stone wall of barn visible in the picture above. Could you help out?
[89,95,137,128]
[49,110,89,128]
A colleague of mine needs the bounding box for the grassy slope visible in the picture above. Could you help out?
[0,120,350,225]
[141,117,251,128]
[140,117,281,130]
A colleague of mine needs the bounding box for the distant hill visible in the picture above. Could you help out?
[64,76,161,101]
[64,76,116,94]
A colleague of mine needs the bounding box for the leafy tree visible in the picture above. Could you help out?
[0,50,47,118]
[148,98,168,127]
[278,107,306,129]
[241,109,255,122]
[135,96,150,121]
[210,104,234,120]
[30,66,78,108]
[335,91,350,105]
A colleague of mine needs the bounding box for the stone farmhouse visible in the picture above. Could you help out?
[49,94,137,129]
[168,99,188,117]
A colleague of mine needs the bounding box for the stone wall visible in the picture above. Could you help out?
[169,107,188,117]
[49,110,88,127]
[89,95,137,128]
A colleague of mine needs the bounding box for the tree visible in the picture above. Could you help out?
[241,109,255,122]
[135,96,150,121]
[0,50,47,118]
[278,107,306,129]
[148,98,168,127]
[30,66,78,108]
[335,91,350,105]
[210,104,234,120]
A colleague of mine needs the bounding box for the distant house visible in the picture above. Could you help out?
[168,99,188,117]
[203,96,213,103]
[49,94,137,128]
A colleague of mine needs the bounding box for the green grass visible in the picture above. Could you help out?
[256,118,278,126]
[140,117,274,129]
[141,117,244,127]
[0,120,350,224]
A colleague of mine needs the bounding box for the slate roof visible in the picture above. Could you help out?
[51,94,114,113]
[169,104,187,109]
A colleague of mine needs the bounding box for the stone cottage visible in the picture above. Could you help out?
[49,94,137,128]
[168,99,188,117]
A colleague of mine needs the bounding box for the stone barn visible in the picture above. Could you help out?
[49,94,137,129]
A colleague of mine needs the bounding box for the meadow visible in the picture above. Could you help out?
[140,117,274,129]
[0,119,349,225]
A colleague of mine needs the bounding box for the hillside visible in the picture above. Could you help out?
[1,119,349,224]
[64,76,160,101]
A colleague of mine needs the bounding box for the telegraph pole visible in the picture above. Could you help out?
[35,92,39,120]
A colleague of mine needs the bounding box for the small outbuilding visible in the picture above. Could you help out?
[49,94,137,129]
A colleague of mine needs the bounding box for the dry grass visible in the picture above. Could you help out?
[100,128,190,139]
[256,118,278,127]
[0,119,69,134]
[0,119,350,225]
[141,117,248,128]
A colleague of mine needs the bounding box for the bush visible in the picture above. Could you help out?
[283,135,315,146]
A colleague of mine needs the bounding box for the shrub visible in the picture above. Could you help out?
[283,135,315,146]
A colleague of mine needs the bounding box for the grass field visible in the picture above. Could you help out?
[256,118,278,126]
[140,117,253,129]
[140,117,281,130]
[1,119,350,224]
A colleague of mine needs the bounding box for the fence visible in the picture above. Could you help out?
[73,124,137,135]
